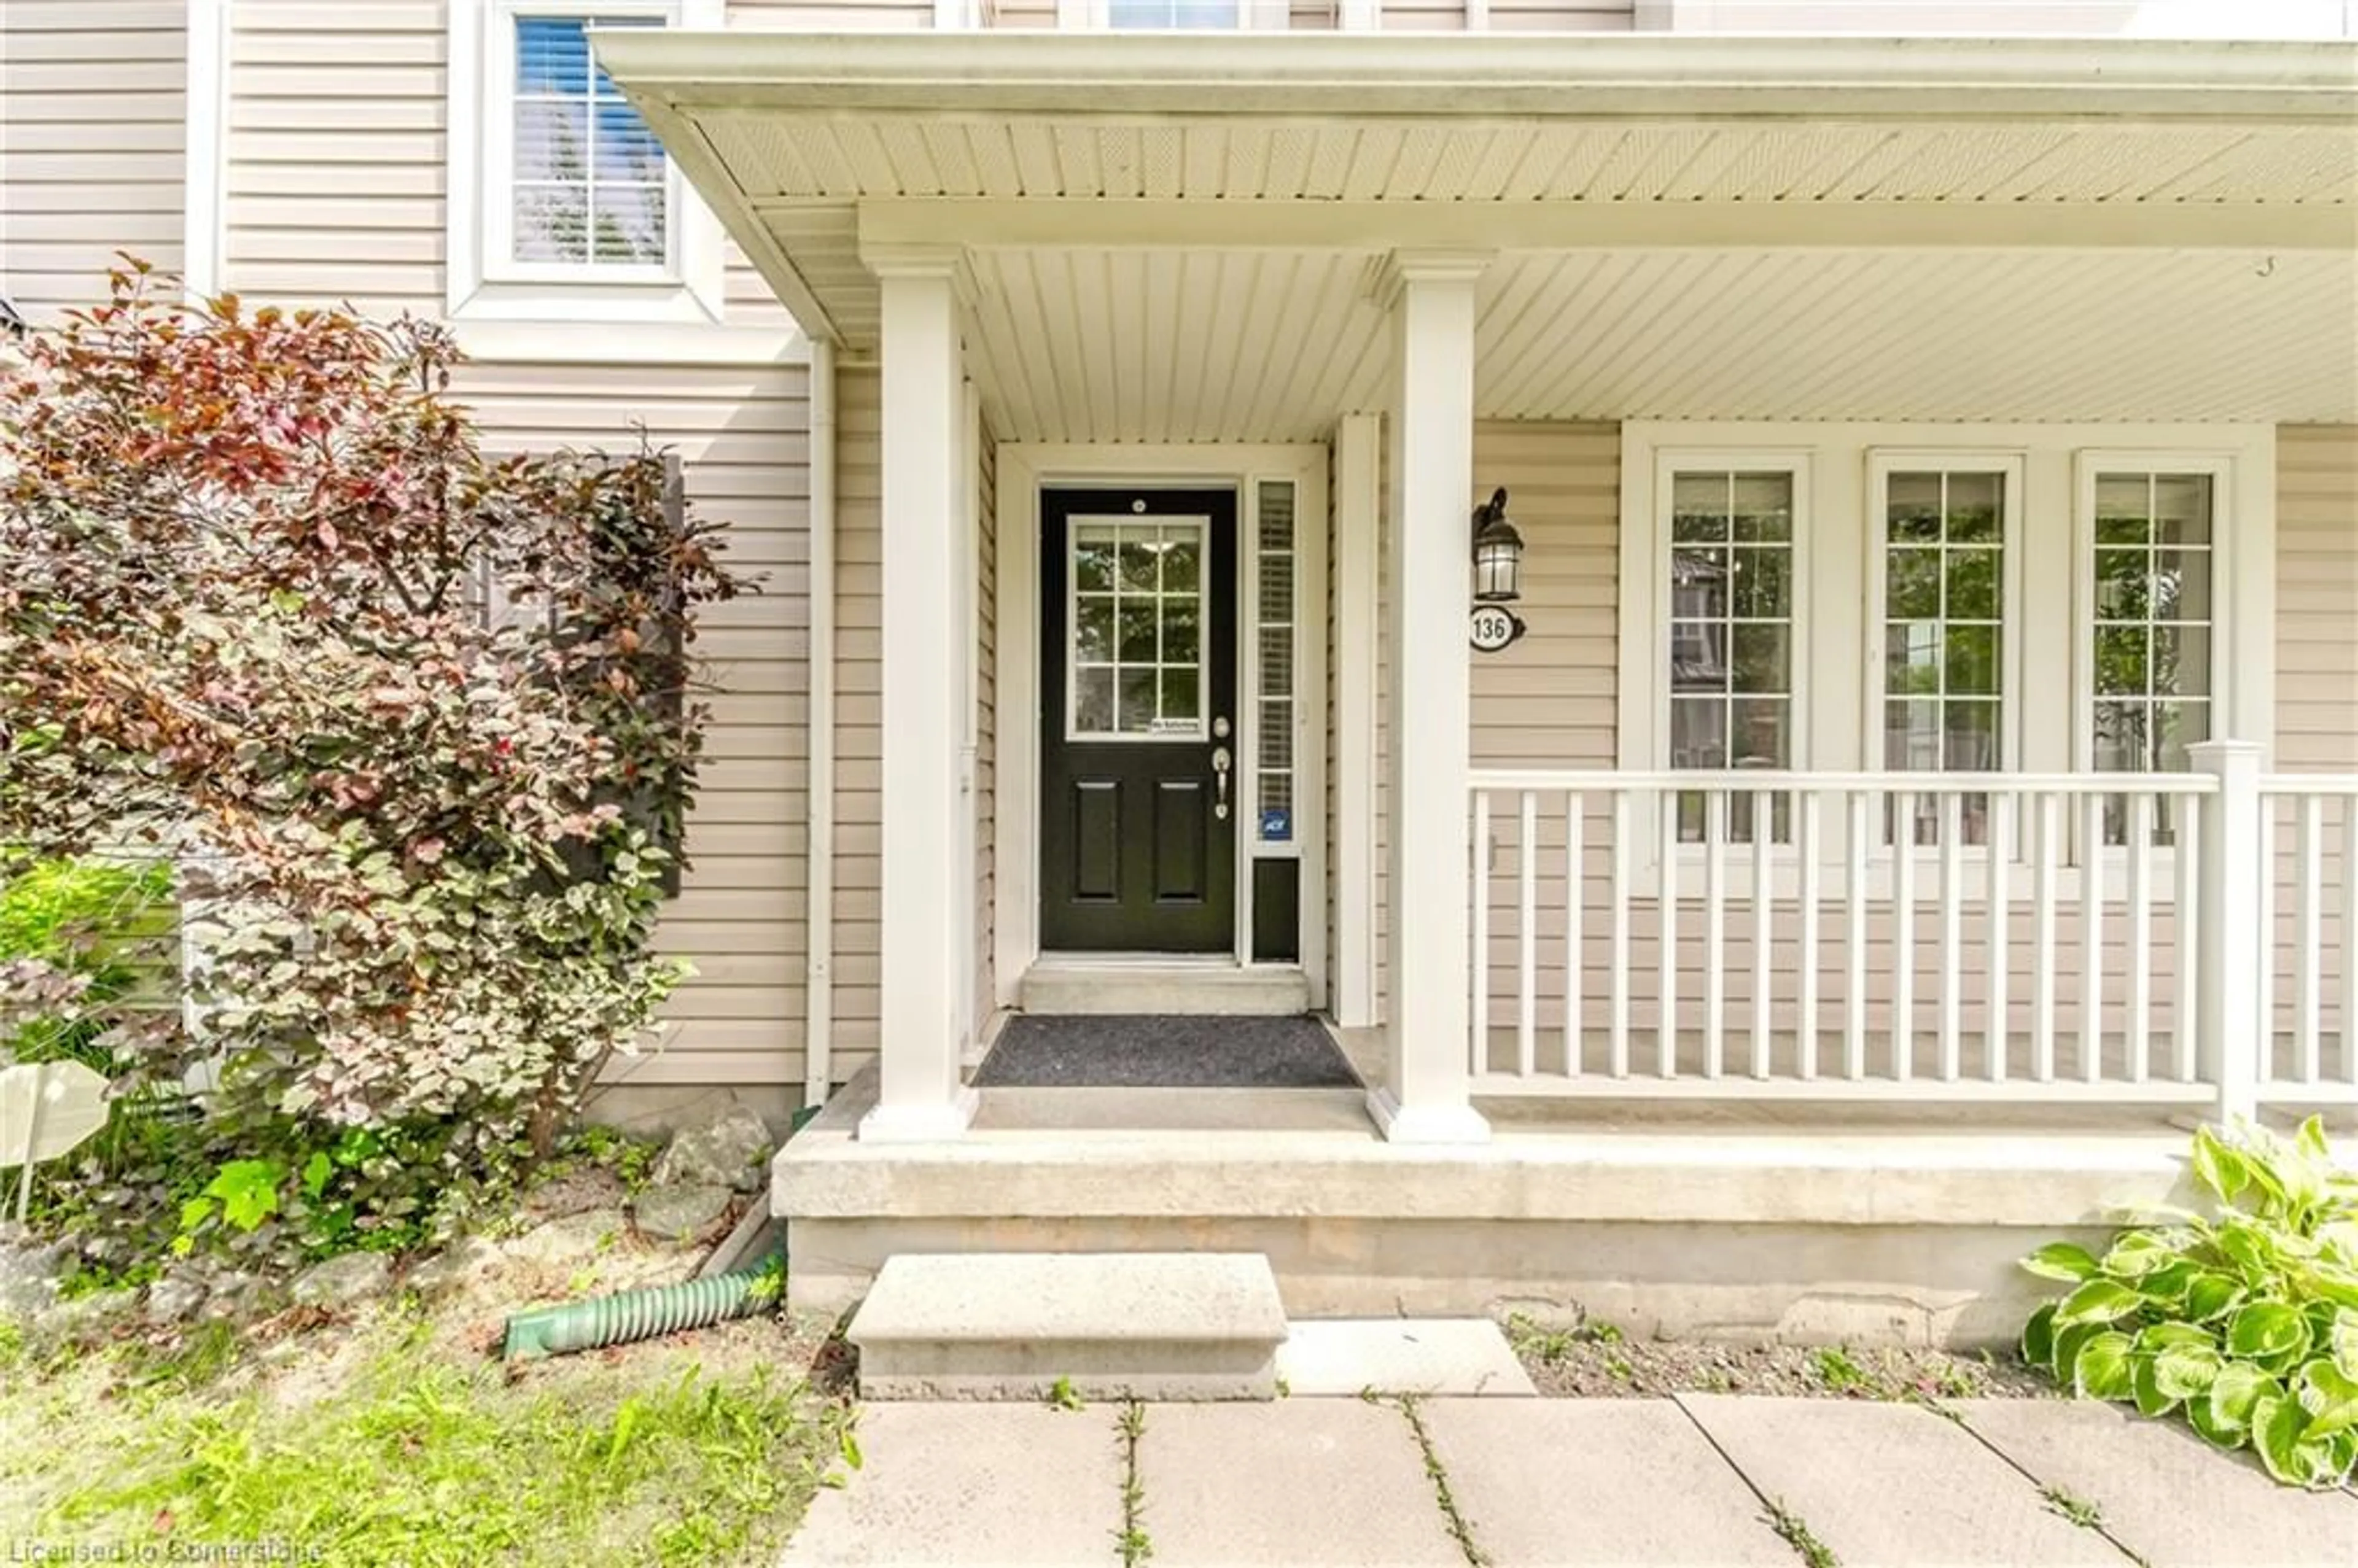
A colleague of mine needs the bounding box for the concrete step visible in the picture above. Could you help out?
[848,1251,1289,1402]
[1019,960,1310,1016]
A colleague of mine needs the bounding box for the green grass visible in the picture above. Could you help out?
[0,1309,845,1567]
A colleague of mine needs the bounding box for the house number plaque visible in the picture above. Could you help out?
[1468,604,1526,654]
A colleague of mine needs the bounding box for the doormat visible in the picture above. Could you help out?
[973,1014,1361,1090]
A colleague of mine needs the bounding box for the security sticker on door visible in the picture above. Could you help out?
[1469,604,1525,653]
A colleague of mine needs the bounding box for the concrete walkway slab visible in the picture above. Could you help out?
[1959,1398,2358,1567]
[1277,1319,1537,1397]
[1138,1400,1463,1566]
[1678,1395,2121,1567]
[781,1403,1123,1567]
[1422,1399,1792,1566]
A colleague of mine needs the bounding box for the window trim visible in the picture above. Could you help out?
[1616,421,2278,891]
[446,0,727,325]
[1057,0,1263,28]
[2071,450,2238,778]
[1862,449,2026,782]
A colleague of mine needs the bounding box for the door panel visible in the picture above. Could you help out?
[1040,487,1237,952]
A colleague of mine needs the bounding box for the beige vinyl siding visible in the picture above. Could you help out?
[0,2,187,326]
[451,359,814,1087]
[976,417,1000,1033]
[222,0,800,320]
[2265,424,2356,1062]
[827,368,885,1080]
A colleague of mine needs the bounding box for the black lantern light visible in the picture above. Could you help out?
[1471,487,1522,604]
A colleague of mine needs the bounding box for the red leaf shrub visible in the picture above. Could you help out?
[0,263,750,1260]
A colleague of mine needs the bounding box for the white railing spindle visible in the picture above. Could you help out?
[1798,792,1821,1081]
[1517,790,1538,1081]
[1563,791,1583,1079]
[1845,790,1869,1082]
[2127,792,2154,1083]
[1939,791,1963,1082]
[1751,792,1773,1080]
[1609,790,1630,1079]
[2296,793,2324,1086]
[2033,791,2060,1083]
[1893,789,1916,1082]
[1986,793,2012,1082]
[2174,800,2201,1084]
[1472,789,1490,1077]
[2343,796,2357,1088]
[1658,797,1679,1079]
[1703,791,1727,1079]
[2080,791,2106,1084]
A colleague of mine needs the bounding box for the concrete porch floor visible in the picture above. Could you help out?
[773,1057,2200,1346]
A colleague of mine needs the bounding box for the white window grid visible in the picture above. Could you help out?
[1066,518,1210,742]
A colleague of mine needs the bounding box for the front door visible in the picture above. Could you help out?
[1040,487,1237,952]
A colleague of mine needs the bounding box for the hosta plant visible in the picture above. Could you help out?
[2020,1117,2358,1489]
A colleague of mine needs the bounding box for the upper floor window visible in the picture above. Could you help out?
[448,0,726,324]
[1107,0,1242,23]
[510,16,667,270]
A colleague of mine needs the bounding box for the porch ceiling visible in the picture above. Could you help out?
[596,33,2358,431]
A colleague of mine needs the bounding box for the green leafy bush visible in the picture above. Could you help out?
[0,854,174,1071]
[2020,1117,2358,1488]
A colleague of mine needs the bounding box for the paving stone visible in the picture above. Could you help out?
[1422,1400,1794,1566]
[1677,1395,2120,1567]
[1958,1398,2358,1567]
[1139,1400,1463,1566]
[1278,1318,1537,1397]
[782,1403,1123,1567]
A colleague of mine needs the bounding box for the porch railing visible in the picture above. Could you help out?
[1466,746,2357,1117]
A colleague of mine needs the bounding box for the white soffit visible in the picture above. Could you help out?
[971,246,2354,438]
[594,32,2358,427]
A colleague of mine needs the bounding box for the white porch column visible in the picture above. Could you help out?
[861,246,979,1143]
[2192,739,2267,1125]
[1370,251,1492,1144]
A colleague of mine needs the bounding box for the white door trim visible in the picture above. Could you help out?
[995,443,1329,1009]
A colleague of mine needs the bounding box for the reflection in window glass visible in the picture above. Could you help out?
[1070,519,1208,739]
[512,16,667,267]
[2092,472,2213,844]
[1108,0,1242,24]
[1668,470,1794,843]
[1883,469,2006,845]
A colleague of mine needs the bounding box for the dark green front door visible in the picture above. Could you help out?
[1040,487,1238,952]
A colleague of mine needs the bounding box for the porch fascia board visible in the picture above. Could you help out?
[846,196,2358,258]
[593,32,2358,122]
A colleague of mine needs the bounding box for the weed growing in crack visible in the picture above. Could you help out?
[1114,1400,1152,1567]
[2041,1485,2104,1530]
[1396,1394,1491,1568]
[1764,1499,1840,1568]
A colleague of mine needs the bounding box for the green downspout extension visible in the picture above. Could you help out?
[501,1245,781,1360]
[500,1103,823,1362]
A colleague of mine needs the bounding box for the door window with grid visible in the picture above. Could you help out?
[1068,519,1208,740]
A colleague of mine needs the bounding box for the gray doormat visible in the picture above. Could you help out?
[974,1014,1361,1090]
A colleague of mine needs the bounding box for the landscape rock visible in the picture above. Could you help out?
[651,1106,772,1193]
[632,1182,732,1245]
[404,1235,504,1296]
[502,1207,628,1267]
[196,1270,273,1324]
[0,1240,67,1322]
[32,1286,138,1346]
[289,1251,394,1310]
[144,1271,211,1326]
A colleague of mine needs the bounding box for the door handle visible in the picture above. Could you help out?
[1212,745,1231,820]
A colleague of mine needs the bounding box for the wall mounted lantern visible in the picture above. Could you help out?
[1471,487,1522,604]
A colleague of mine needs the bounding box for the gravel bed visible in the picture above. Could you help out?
[1502,1313,2057,1402]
